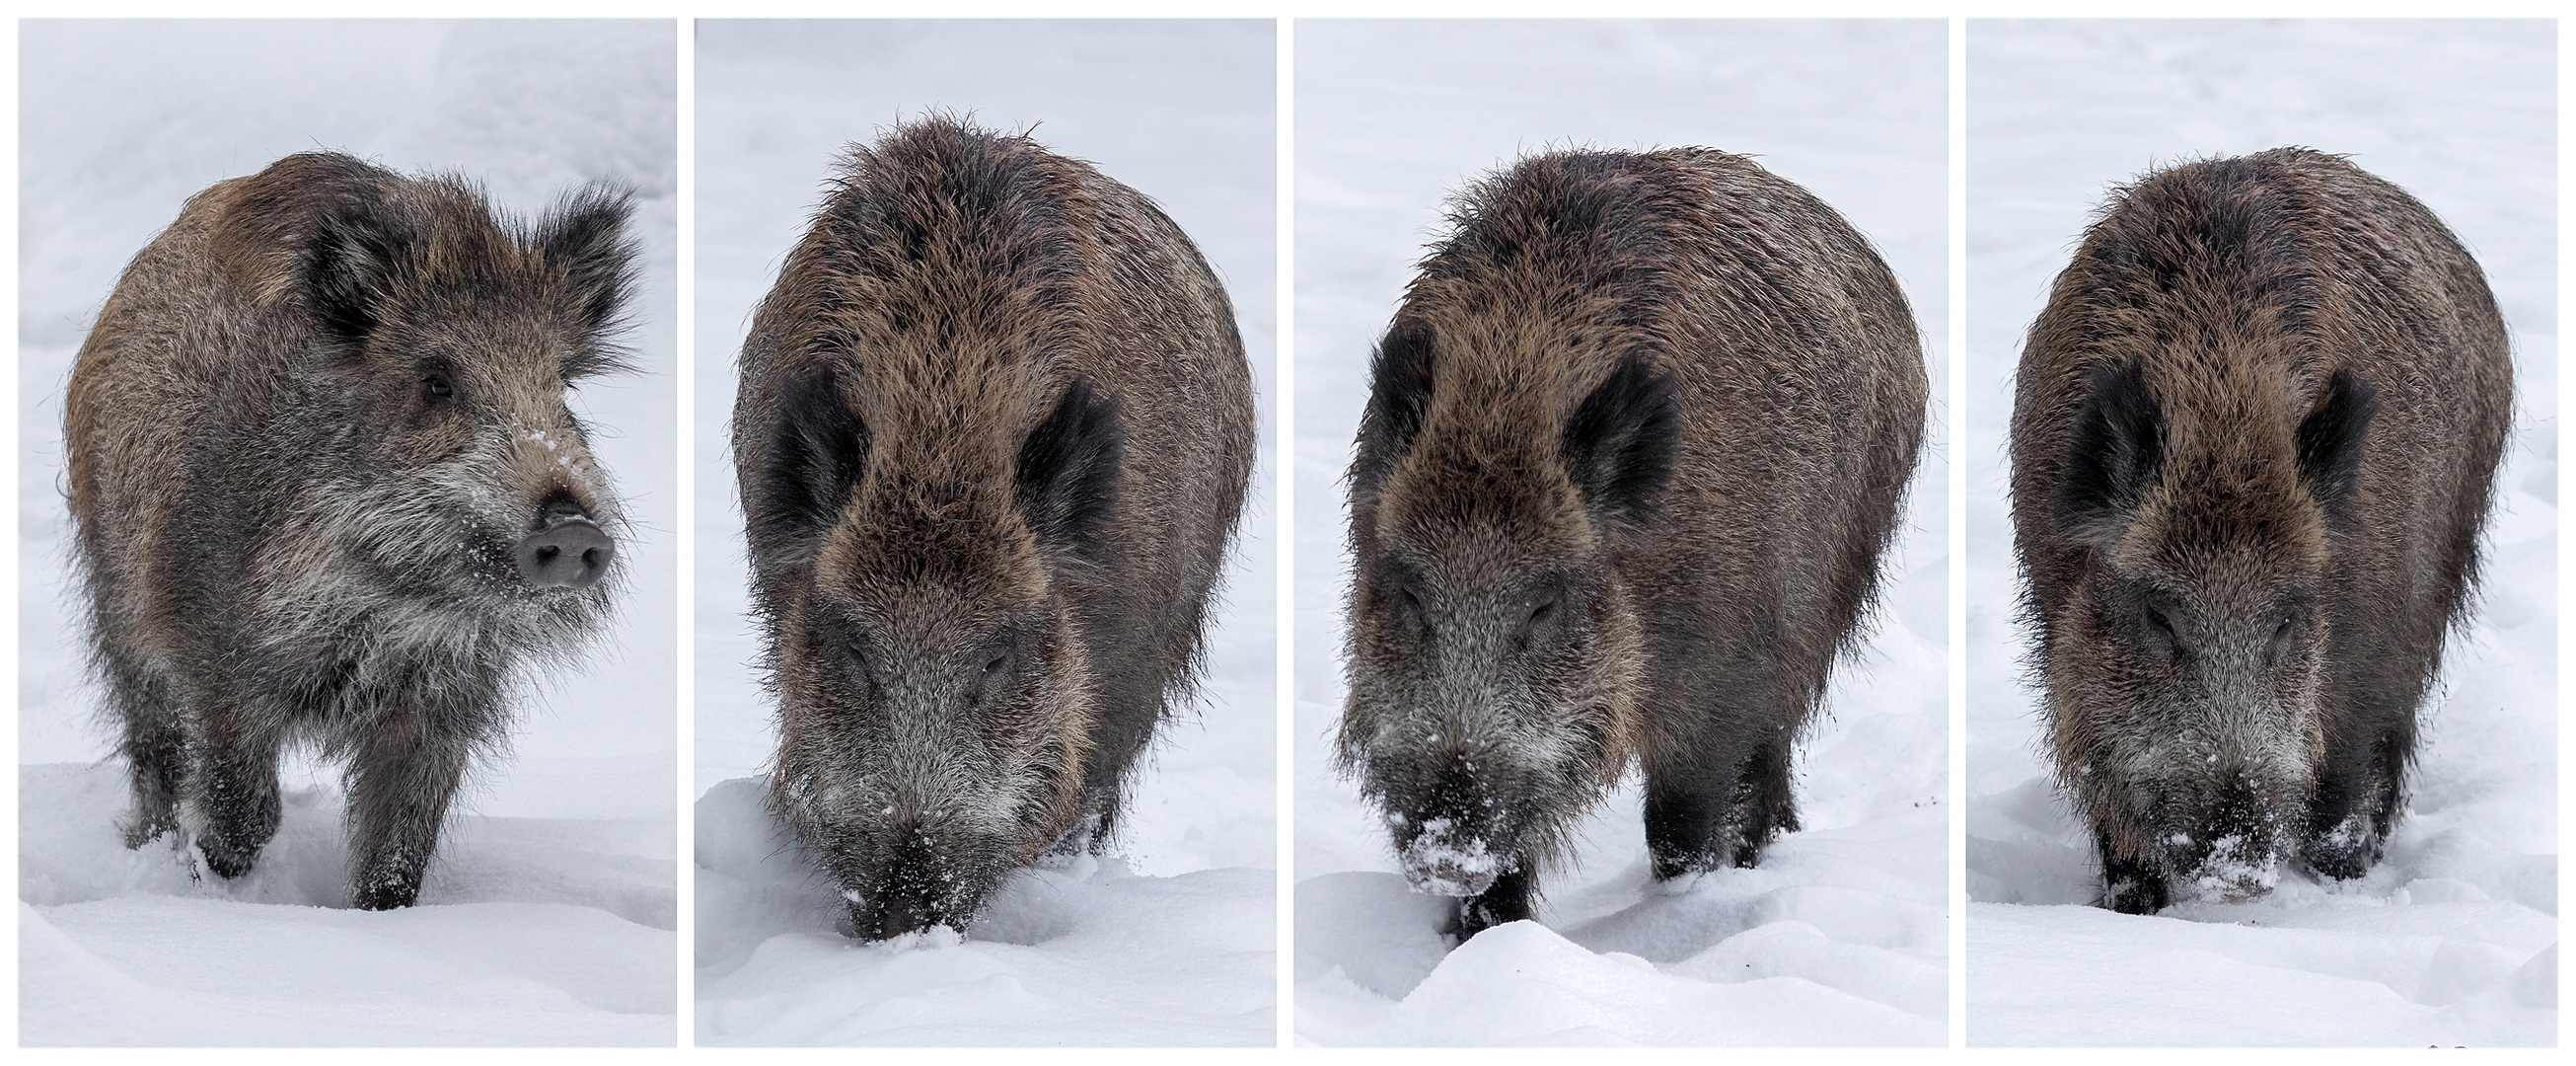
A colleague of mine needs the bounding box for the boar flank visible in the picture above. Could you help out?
[67,151,638,910]
[734,117,1254,942]
[1338,148,1927,939]
[2009,147,2510,913]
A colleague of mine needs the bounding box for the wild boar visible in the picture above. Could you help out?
[67,151,638,909]
[2008,147,2510,913]
[1337,148,1927,938]
[734,117,1255,941]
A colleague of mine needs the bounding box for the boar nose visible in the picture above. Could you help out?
[515,507,614,589]
[876,892,933,939]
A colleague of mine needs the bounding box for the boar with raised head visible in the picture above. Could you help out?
[1338,148,1927,939]
[67,151,638,910]
[734,117,1254,942]
[2009,147,2510,914]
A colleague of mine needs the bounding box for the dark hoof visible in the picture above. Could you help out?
[199,839,260,880]
[352,869,423,910]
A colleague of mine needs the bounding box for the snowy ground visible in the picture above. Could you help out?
[1290,21,1949,1046]
[16,21,679,1045]
[1963,20,2556,1047]
[690,21,1279,1046]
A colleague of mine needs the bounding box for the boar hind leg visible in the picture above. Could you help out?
[1447,866,1534,941]
[1646,729,1801,878]
[192,704,285,880]
[2098,831,2171,914]
[343,712,477,910]
[104,651,185,848]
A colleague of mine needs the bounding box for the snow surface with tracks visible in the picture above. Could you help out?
[1963,20,2556,1047]
[689,20,1280,1046]
[1291,20,1950,1046]
[16,20,680,1046]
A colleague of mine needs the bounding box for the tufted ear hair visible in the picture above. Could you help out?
[753,360,871,546]
[2295,367,2378,532]
[2058,360,2165,535]
[535,184,640,379]
[1017,377,1125,561]
[1353,319,1436,501]
[300,184,424,347]
[1562,353,1680,524]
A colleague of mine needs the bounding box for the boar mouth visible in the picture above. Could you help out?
[1397,817,1507,897]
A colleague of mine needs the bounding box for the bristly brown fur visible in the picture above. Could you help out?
[66,151,638,910]
[733,115,1254,940]
[2009,147,2510,913]
[1338,147,1926,938]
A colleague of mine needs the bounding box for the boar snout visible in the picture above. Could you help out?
[515,501,615,589]
[854,832,960,941]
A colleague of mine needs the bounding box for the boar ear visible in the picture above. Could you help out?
[304,191,420,345]
[1562,353,1680,524]
[755,361,870,543]
[1017,377,1125,561]
[2058,360,2164,532]
[1353,320,1436,500]
[536,184,641,377]
[2296,368,2378,530]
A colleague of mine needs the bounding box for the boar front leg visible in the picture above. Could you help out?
[343,702,478,910]
[192,695,285,880]
[1646,723,1800,877]
[2098,830,2171,914]
[104,647,186,849]
[1447,865,1534,941]
[2303,715,2407,881]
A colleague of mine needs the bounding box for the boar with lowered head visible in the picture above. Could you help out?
[1337,148,1927,939]
[67,152,638,910]
[2009,147,2511,914]
[734,117,1254,942]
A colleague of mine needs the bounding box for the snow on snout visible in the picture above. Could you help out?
[1399,819,1503,897]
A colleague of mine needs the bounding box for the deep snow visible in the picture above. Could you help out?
[690,20,1278,1045]
[16,20,679,1045]
[1963,20,2556,1046]
[1291,20,1950,1046]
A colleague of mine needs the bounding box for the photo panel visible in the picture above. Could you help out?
[17,18,680,1045]
[690,18,1280,1046]
[1291,18,1950,1046]
[1963,18,2554,1047]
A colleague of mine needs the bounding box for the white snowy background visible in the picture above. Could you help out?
[16,20,679,1045]
[1292,20,1949,1046]
[690,21,1278,1046]
[1964,20,2555,1047]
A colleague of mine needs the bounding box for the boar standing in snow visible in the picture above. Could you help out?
[68,152,638,909]
[734,118,1254,941]
[1337,148,1927,938]
[2009,148,2510,913]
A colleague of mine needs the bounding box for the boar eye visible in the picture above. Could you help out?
[2142,601,2184,656]
[2268,610,2302,657]
[1515,595,1560,650]
[966,644,1015,707]
[422,374,456,402]
[1385,582,1429,634]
